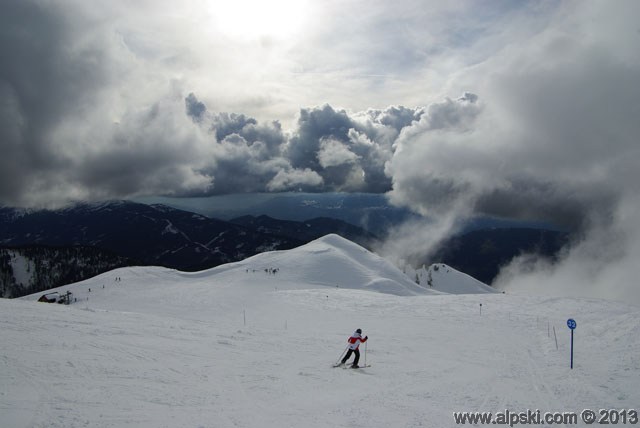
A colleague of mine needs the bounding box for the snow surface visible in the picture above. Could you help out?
[2,234,639,427]
[9,251,32,288]
[409,263,500,294]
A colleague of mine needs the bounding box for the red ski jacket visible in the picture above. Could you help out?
[347,332,368,350]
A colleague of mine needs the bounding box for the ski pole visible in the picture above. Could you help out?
[364,340,367,367]
[336,345,348,365]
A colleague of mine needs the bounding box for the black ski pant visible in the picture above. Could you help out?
[341,348,360,365]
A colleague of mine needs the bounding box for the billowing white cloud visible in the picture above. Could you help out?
[379,0,640,303]
[317,138,359,168]
[267,168,323,192]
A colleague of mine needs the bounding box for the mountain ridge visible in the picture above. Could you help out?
[24,233,495,302]
[1,200,567,298]
[0,202,377,297]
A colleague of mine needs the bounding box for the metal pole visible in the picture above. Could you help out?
[570,329,574,369]
[364,340,368,367]
[336,346,348,365]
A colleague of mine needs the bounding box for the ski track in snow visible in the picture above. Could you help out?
[1,235,639,427]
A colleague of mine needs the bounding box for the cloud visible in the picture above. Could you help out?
[181,94,414,195]
[317,138,359,168]
[0,1,105,206]
[494,196,640,303]
[386,1,640,229]
[380,1,640,303]
[185,93,206,122]
[183,100,422,195]
[0,1,218,207]
[0,0,546,207]
[385,94,484,218]
[2,0,640,304]
[266,168,323,192]
[365,106,424,133]
[52,93,216,202]
[282,104,420,193]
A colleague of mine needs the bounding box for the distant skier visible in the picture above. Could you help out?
[339,328,368,368]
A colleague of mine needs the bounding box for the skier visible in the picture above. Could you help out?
[339,328,368,368]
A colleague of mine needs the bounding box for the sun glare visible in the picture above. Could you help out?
[210,0,309,41]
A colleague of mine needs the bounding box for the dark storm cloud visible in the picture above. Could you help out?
[1,0,427,208]
[0,1,216,207]
[178,99,423,196]
[181,93,321,194]
[0,1,108,204]
[285,105,354,170]
[211,113,258,142]
[281,103,424,193]
[285,105,363,191]
[365,106,424,133]
[68,99,214,198]
[472,180,618,233]
[0,0,573,209]
[185,93,207,122]
[0,1,514,207]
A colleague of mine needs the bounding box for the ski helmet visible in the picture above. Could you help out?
[356,328,362,334]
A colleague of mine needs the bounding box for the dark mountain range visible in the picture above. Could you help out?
[0,201,378,297]
[230,215,378,248]
[137,192,422,237]
[0,201,304,272]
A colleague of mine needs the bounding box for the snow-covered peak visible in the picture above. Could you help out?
[216,233,437,296]
[21,233,438,306]
[409,263,499,294]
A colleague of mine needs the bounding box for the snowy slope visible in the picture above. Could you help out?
[2,235,639,428]
[7,251,32,287]
[228,233,437,296]
[410,263,500,294]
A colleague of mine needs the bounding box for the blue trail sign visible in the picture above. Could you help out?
[567,318,576,368]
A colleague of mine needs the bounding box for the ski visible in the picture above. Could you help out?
[332,363,371,368]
